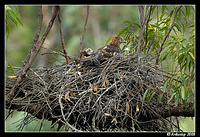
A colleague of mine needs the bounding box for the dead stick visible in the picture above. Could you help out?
[34,6,43,44]
[57,6,69,64]
[7,6,59,100]
[155,5,182,65]
[21,6,43,70]
[78,5,90,59]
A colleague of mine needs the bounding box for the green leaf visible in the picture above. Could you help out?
[123,20,131,24]
[181,22,185,33]
[174,22,182,33]
[175,94,179,106]
[148,92,156,104]
[118,28,127,36]
[188,52,195,61]
[160,26,168,33]
[160,6,166,20]
[167,93,176,104]
[143,89,149,101]
[158,93,164,103]
[122,44,128,51]
[181,86,185,100]
[133,22,141,28]
[15,14,23,26]
[6,6,23,28]
[188,23,194,28]
[163,82,167,92]
[8,10,18,26]
[159,47,170,59]
[190,28,194,35]
[150,6,156,15]
[161,50,171,62]
[105,36,113,46]
[8,62,15,74]
[6,19,11,40]
[178,8,182,20]
[185,6,190,17]
[5,5,12,11]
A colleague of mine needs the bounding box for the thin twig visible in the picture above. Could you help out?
[57,6,69,64]
[144,6,153,51]
[155,5,182,65]
[58,94,81,131]
[66,90,88,121]
[78,5,90,59]
[34,6,43,44]
[60,120,82,132]
[137,6,153,55]
[137,6,145,55]
[92,81,118,108]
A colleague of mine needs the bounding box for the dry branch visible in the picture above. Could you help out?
[6,6,60,101]
[57,6,69,64]
[78,5,90,59]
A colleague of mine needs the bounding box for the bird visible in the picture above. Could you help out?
[93,36,126,65]
[81,47,95,58]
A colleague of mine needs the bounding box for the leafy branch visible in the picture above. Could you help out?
[155,5,183,65]
[5,5,23,40]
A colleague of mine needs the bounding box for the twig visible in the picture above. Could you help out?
[155,5,182,65]
[34,6,43,44]
[144,6,153,51]
[60,120,82,132]
[137,6,153,55]
[78,5,90,59]
[66,91,88,121]
[57,6,69,64]
[92,81,118,108]
[6,6,59,100]
[58,94,81,132]
[137,6,144,55]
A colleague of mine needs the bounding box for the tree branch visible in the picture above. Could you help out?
[137,6,145,55]
[6,6,59,101]
[34,6,43,44]
[137,6,154,56]
[78,5,90,59]
[143,6,153,51]
[155,5,182,65]
[57,6,69,64]
[156,102,194,119]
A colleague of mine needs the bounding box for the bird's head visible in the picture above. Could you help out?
[82,47,94,57]
[110,36,126,48]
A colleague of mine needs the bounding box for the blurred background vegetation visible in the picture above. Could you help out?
[5,5,195,132]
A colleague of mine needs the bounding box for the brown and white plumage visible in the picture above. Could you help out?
[81,36,126,66]
[81,47,94,57]
[94,36,126,64]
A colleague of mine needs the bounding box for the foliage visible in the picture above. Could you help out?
[5,5,23,40]
[5,5,23,76]
[116,5,195,107]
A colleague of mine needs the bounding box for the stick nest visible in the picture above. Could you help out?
[6,53,180,132]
